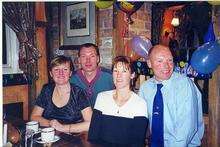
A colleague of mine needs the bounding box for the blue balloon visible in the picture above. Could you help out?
[204,22,216,43]
[190,41,220,74]
[131,36,152,58]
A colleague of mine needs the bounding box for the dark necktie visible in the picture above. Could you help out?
[151,84,164,147]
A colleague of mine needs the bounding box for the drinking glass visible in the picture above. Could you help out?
[25,129,34,147]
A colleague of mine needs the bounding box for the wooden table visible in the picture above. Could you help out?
[10,131,103,147]
[7,117,103,147]
[31,132,102,147]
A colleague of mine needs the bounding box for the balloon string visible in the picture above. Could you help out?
[122,14,129,38]
[126,14,133,24]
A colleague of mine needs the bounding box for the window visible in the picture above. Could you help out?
[3,22,22,74]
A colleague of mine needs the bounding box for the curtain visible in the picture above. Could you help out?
[3,2,41,81]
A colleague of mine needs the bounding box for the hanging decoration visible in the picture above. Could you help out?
[174,61,212,79]
[95,1,114,9]
[203,22,216,43]
[190,40,220,74]
[125,41,140,61]
[115,2,144,24]
[131,36,152,59]
[208,1,220,6]
[190,18,220,74]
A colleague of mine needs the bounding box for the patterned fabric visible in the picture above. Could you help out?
[151,84,164,147]
[3,2,41,79]
[70,67,114,108]
[35,83,90,124]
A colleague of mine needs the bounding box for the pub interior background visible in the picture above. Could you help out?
[2,1,220,146]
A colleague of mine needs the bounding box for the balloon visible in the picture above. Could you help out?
[204,22,216,43]
[131,36,152,59]
[125,41,140,61]
[115,2,144,24]
[208,1,220,5]
[115,2,143,14]
[95,1,114,9]
[190,41,220,74]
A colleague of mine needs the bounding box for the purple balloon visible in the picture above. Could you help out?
[131,36,152,58]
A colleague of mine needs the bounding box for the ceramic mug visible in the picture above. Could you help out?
[26,121,39,133]
[41,127,55,142]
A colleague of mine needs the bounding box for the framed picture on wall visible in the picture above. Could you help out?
[59,2,96,50]
[66,2,90,37]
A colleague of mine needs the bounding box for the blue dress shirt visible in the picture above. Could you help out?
[139,72,204,147]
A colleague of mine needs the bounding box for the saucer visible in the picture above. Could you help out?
[35,135,60,144]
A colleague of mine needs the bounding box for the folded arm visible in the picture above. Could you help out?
[50,107,93,133]
[30,106,51,127]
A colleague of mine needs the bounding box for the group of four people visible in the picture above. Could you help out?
[31,43,204,147]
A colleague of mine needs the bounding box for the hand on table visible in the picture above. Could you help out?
[50,119,64,132]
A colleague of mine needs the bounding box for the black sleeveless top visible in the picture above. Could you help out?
[35,83,90,124]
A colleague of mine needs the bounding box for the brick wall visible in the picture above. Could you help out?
[119,3,152,61]
[48,2,152,69]
[130,3,152,39]
[98,6,114,69]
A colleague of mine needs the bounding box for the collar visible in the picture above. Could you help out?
[77,67,101,86]
[149,72,175,89]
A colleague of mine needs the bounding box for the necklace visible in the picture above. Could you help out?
[113,90,132,114]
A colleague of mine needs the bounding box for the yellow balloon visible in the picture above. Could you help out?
[208,0,220,5]
[95,1,114,9]
[120,2,134,11]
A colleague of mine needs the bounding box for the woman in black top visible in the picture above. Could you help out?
[31,56,92,133]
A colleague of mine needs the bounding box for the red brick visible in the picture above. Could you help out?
[138,30,148,36]
[144,3,152,11]
[99,20,104,29]
[139,4,145,11]
[99,9,112,18]
[128,30,137,38]
[133,20,144,29]
[104,19,113,29]
[99,29,113,38]
[145,22,151,30]
[131,12,137,19]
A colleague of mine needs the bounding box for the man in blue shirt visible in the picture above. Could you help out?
[139,45,204,147]
[70,43,114,108]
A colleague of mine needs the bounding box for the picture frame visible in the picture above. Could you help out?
[59,2,96,50]
[66,3,90,37]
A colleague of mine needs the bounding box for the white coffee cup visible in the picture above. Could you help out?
[41,127,55,142]
[26,121,39,133]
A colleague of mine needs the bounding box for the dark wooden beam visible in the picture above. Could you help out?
[59,45,80,50]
